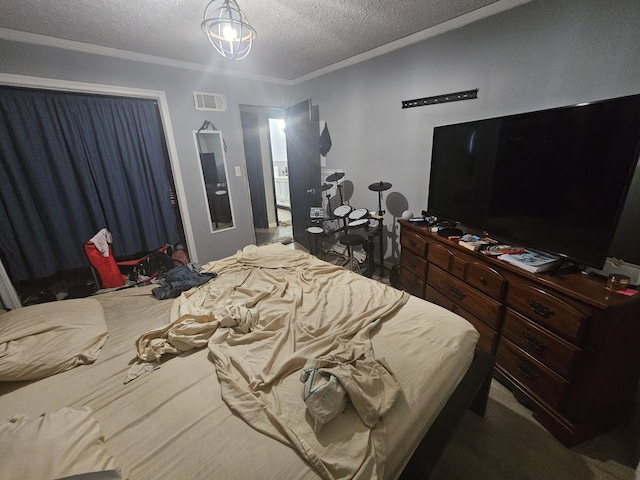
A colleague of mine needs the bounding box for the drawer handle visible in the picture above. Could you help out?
[516,360,539,381]
[409,261,417,268]
[478,276,487,285]
[449,285,466,300]
[409,240,417,247]
[523,331,547,352]
[528,300,554,319]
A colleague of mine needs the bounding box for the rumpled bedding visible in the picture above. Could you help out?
[131,243,409,480]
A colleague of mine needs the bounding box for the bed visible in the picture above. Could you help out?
[0,243,492,480]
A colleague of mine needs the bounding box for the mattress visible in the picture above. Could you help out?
[0,245,478,480]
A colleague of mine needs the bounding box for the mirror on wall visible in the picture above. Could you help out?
[195,130,234,232]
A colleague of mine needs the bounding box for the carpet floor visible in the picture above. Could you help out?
[430,379,638,480]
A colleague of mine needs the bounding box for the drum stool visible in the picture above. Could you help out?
[338,233,365,273]
[305,225,324,257]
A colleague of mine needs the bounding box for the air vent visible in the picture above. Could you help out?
[193,92,227,112]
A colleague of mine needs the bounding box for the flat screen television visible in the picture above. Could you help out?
[427,94,640,269]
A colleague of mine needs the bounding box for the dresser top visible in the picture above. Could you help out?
[399,219,639,310]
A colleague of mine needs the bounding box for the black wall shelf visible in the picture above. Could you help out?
[402,89,478,109]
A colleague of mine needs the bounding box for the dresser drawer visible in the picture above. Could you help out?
[497,338,569,409]
[502,309,580,379]
[506,283,587,343]
[401,230,427,257]
[398,266,425,298]
[451,256,467,279]
[428,266,502,329]
[400,249,427,280]
[460,310,499,355]
[425,284,454,310]
[425,286,498,354]
[427,243,454,272]
[465,261,507,301]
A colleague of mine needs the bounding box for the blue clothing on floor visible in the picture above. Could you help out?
[152,265,217,300]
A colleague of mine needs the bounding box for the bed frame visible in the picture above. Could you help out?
[400,348,495,479]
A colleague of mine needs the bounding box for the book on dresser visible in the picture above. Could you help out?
[497,249,559,273]
[458,234,491,251]
[460,239,493,251]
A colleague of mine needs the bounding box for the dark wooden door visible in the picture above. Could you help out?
[240,110,269,229]
[285,99,321,248]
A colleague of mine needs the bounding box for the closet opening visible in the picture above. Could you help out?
[0,86,186,306]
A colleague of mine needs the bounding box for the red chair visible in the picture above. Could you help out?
[84,229,169,290]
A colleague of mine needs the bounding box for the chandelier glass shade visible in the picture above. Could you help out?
[201,0,256,60]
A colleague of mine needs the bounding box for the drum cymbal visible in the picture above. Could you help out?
[368,181,392,192]
[326,172,345,182]
[316,183,332,192]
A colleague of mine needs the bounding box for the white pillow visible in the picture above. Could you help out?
[0,406,120,480]
[0,298,108,381]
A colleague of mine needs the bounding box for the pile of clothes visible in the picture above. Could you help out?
[123,245,217,300]
[151,265,217,300]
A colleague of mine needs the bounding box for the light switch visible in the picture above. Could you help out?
[235,166,242,177]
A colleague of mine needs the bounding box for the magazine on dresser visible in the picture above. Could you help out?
[498,249,560,273]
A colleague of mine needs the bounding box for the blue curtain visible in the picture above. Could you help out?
[0,87,179,282]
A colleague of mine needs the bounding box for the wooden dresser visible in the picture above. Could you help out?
[398,219,640,446]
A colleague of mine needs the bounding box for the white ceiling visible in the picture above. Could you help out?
[0,0,528,84]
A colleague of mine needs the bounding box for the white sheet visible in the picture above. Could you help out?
[0,249,478,480]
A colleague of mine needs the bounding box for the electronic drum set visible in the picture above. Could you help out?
[305,172,391,277]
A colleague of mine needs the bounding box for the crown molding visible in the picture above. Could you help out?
[0,27,292,86]
[0,0,530,86]
[291,0,531,85]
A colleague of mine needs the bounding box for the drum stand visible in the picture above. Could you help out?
[326,171,346,204]
[336,182,344,205]
[306,183,333,258]
[366,181,392,279]
[324,191,332,218]
[325,176,349,258]
[325,182,345,219]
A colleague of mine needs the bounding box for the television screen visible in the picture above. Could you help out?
[427,94,640,269]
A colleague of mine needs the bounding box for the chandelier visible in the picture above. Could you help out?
[201,0,257,61]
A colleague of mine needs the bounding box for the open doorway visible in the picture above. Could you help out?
[269,117,292,231]
[239,106,292,245]
[240,101,321,249]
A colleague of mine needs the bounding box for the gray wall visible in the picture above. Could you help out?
[292,0,640,264]
[1,0,639,265]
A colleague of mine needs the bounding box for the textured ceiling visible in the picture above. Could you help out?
[0,0,525,82]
